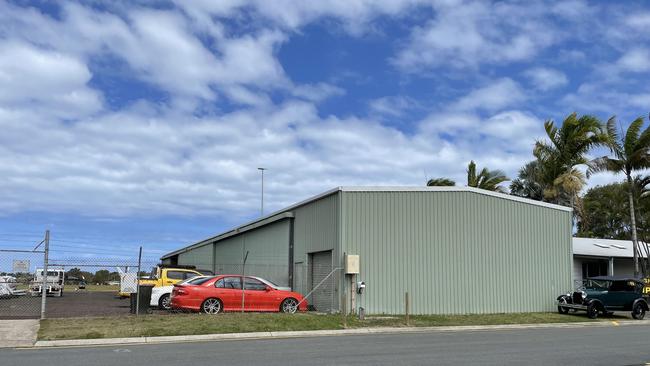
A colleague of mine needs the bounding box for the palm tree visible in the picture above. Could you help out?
[588,116,650,276]
[426,178,455,186]
[534,113,607,204]
[510,160,544,200]
[466,161,509,193]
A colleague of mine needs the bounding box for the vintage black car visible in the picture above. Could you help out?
[556,276,649,319]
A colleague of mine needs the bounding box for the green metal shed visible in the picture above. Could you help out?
[161,186,572,315]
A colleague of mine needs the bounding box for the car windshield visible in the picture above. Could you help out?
[583,279,609,290]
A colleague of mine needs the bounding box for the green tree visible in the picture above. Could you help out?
[577,182,630,239]
[426,177,455,186]
[588,116,650,276]
[510,160,544,200]
[534,113,607,204]
[466,161,509,192]
[93,269,111,284]
[65,267,83,281]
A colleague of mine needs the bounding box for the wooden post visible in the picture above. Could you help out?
[342,277,347,329]
[405,292,410,326]
[350,275,356,315]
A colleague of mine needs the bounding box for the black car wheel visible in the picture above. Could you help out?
[159,294,171,310]
[557,297,570,314]
[586,303,599,319]
[632,303,646,320]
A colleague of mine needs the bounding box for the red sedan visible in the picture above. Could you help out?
[170,275,308,314]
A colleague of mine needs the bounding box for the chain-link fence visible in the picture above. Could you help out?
[2,235,345,318]
[0,249,46,319]
[1,238,159,319]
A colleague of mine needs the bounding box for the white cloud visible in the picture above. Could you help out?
[0,2,289,106]
[369,96,418,117]
[626,12,650,30]
[292,83,345,102]
[617,48,650,72]
[393,1,557,70]
[175,0,426,34]
[452,78,526,112]
[524,67,568,91]
[0,40,102,118]
[0,0,637,221]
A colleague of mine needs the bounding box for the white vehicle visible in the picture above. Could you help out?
[151,275,212,310]
[0,275,24,297]
[29,268,65,297]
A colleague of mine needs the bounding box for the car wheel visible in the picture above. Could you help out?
[159,294,171,310]
[201,298,223,314]
[632,303,646,320]
[586,303,599,319]
[280,298,299,314]
[557,297,570,314]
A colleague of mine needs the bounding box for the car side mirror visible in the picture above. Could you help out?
[265,286,272,292]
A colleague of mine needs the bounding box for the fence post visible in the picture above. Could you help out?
[40,230,49,320]
[136,246,142,316]
[342,297,347,328]
[405,292,410,326]
[241,251,249,313]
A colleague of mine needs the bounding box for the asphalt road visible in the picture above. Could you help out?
[4,325,650,366]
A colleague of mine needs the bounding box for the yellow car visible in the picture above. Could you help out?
[140,267,205,287]
[117,266,206,298]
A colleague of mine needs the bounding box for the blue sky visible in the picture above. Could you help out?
[1,0,650,262]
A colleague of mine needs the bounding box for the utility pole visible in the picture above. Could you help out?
[258,167,266,217]
[40,230,49,320]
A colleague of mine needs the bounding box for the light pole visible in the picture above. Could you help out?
[257,167,266,217]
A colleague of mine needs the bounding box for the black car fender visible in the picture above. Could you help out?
[632,298,649,311]
[585,298,605,311]
[557,294,572,303]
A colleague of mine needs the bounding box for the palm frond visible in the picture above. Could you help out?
[624,117,644,157]
[426,178,455,186]
[467,161,477,187]
[586,156,624,177]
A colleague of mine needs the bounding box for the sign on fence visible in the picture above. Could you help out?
[12,259,30,273]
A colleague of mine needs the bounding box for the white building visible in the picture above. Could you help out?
[572,237,646,285]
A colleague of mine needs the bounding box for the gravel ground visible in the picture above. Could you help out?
[0,291,163,319]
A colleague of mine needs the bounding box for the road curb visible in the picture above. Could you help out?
[32,319,650,348]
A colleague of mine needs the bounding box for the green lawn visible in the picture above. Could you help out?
[38,312,607,341]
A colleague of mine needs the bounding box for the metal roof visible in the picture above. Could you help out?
[161,186,572,260]
[587,275,643,282]
[572,237,647,258]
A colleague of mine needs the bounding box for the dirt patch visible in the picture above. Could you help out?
[0,292,161,319]
[45,292,132,318]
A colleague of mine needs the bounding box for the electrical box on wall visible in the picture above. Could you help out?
[345,254,360,274]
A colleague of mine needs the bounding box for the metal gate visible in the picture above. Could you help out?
[309,250,333,312]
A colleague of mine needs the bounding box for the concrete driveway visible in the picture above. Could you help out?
[0,319,39,348]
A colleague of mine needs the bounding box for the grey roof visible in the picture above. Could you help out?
[573,237,647,258]
[161,186,572,260]
[587,275,643,282]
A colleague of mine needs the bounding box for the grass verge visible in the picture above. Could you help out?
[38,312,607,341]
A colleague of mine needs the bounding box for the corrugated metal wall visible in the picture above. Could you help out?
[178,243,213,271]
[292,193,340,309]
[341,191,572,315]
[177,219,292,286]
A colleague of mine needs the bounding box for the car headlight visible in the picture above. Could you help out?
[566,293,571,297]
[581,291,587,299]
